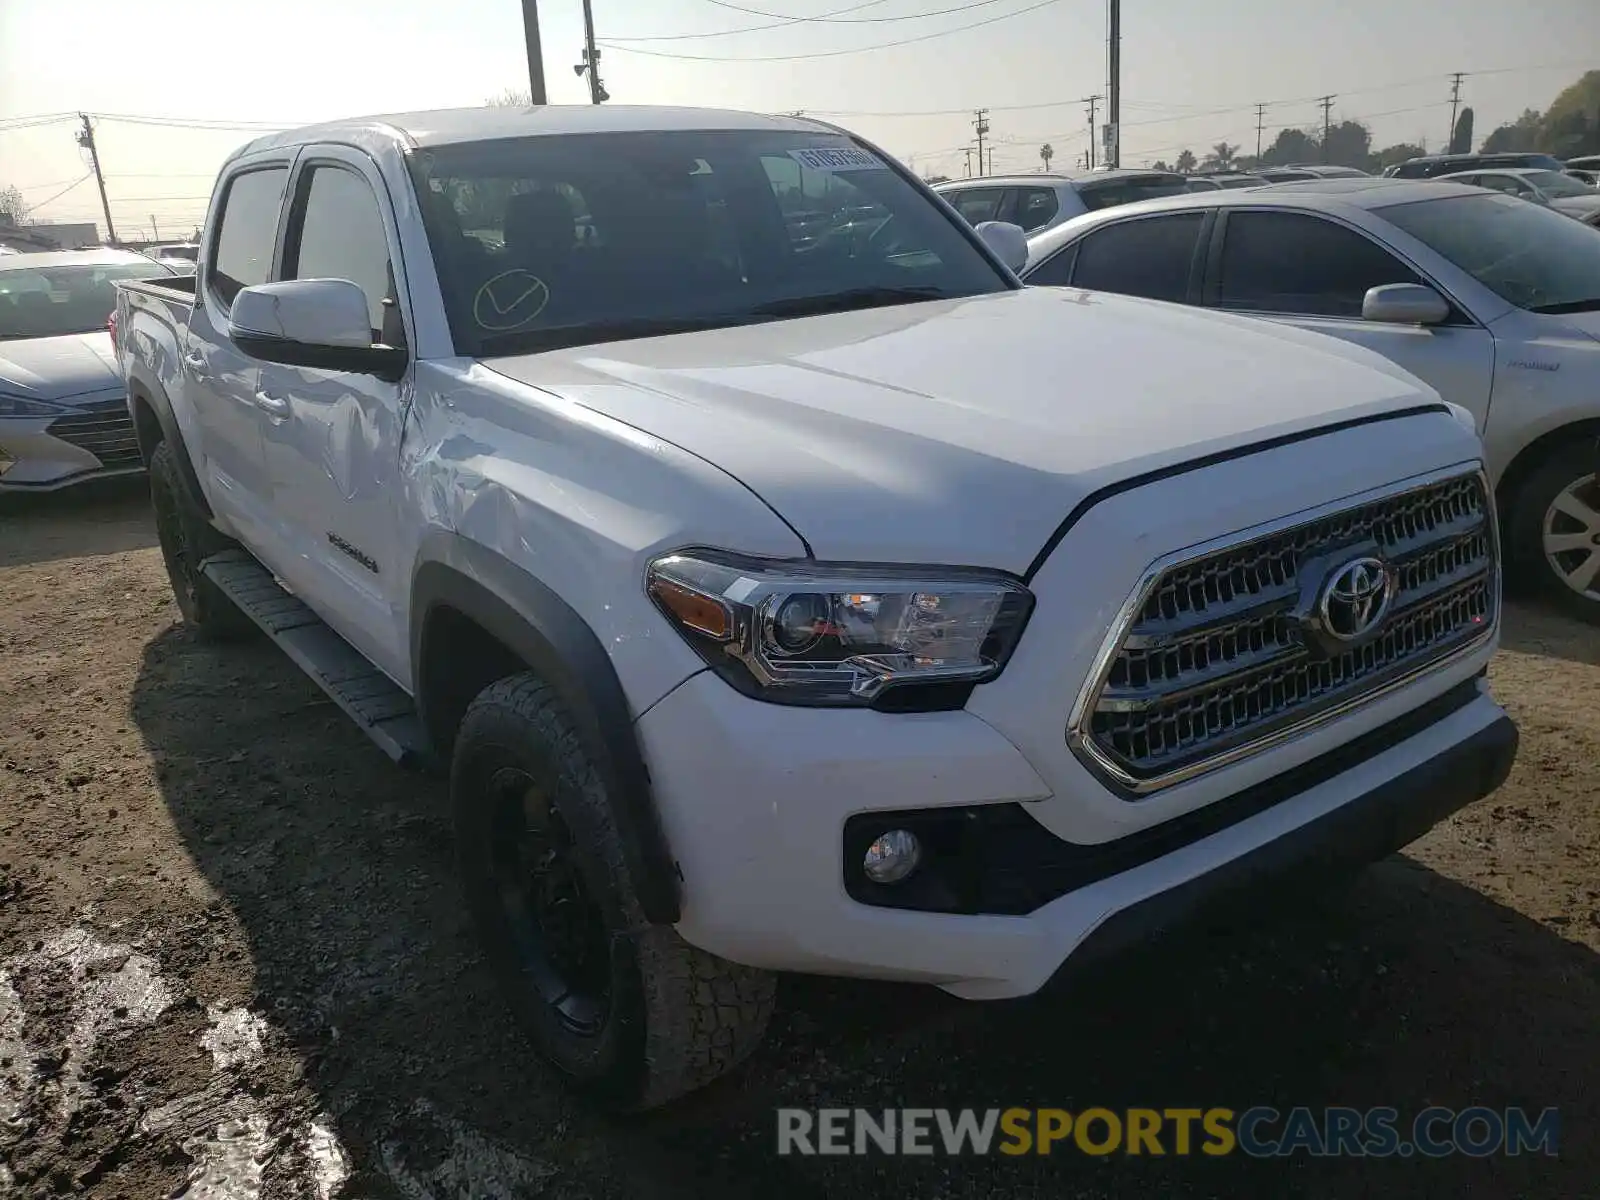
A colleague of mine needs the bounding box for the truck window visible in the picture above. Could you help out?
[285,165,401,344]
[209,167,289,309]
[408,129,1010,357]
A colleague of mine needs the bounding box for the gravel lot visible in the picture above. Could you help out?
[1,481,1596,1199]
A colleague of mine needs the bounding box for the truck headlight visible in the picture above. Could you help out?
[646,551,1034,709]
[0,394,69,418]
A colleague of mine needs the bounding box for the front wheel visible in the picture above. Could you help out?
[1509,445,1600,625]
[451,673,775,1110]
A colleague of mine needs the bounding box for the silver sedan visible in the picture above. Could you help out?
[1020,178,1600,622]
[0,249,173,492]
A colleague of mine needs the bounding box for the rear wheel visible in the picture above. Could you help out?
[148,440,253,640]
[1509,445,1600,625]
[451,673,775,1110]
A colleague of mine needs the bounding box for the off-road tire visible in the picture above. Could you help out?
[1508,444,1600,626]
[452,673,775,1110]
[148,440,254,640]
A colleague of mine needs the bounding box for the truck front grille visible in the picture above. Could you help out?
[47,399,141,469]
[1070,469,1497,795]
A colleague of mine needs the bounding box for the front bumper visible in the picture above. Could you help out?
[637,671,1515,1000]
[0,400,144,492]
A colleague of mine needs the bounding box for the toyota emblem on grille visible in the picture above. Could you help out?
[1317,556,1395,642]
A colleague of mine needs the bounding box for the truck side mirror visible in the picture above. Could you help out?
[228,279,406,380]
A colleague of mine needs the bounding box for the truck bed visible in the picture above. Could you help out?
[120,273,197,303]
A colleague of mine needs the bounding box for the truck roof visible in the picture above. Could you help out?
[231,104,827,160]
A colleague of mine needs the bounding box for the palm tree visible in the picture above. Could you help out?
[1040,143,1054,172]
[1202,141,1239,171]
[1174,148,1197,174]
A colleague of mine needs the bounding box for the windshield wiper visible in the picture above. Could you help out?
[1527,298,1600,314]
[745,285,958,319]
[476,313,758,356]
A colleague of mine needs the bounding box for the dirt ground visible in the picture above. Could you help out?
[0,480,1595,1200]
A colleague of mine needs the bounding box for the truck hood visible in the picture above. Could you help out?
[484,288,1440,572]
[0,331,122,403]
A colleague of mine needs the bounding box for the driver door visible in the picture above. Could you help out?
[256,148,413,683]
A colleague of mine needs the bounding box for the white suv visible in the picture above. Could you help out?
[934,169,1189,235]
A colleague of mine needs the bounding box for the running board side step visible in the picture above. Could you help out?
[200,550,437,771]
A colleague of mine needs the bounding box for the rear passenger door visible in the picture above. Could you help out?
[1023,212,1209,304]
[185,160,291,545]
[1202,208,1493,423]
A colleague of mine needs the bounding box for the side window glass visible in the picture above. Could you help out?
[1071,213,1205,303]
[209,167,289,310]
[287,165,401,346]
[1025,243,1078,287]
[1216,211,1419,318]
[953,188,1004,226]
[1014,187,1060,232]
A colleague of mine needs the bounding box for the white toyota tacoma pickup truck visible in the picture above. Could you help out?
[115,105,1517,1110]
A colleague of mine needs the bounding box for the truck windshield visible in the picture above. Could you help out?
[1380,192,1600,313]
[407,130,1012,357]
[0,263,160,341]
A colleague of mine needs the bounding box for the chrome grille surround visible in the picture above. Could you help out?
[1067,465,1499,797]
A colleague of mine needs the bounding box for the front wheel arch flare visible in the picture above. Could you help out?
[411,541,682,925]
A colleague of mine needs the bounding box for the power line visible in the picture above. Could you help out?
[19,174,93,212]
[608,0,1013,41]
[598,0,1063,61]
[803,56,1591,123]
[95,113,290,130]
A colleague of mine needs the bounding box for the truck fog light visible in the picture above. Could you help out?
[862,829,921,884]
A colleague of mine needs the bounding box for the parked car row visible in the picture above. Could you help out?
[1017,176,1600,622]
[1435,167,1600,225]
[104,104,1518,1111]
[932,168,1191,235]
[0,248,175,490]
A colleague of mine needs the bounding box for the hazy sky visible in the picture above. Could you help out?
[2,0,1595,238]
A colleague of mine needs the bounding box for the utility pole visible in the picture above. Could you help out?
[1255,103,1266,160]
[1085,95,1101,169]
[150,214,159,243]
[1105,0,1120,168]
[1319,95,1335,163]
[1447,71,1466,149]
[75,114,117,246]
[520,0,547,104]
[575,0,607,103]
[972,110,990,179]
[963,146,973,177]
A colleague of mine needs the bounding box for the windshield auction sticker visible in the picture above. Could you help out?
[787,147,887,172]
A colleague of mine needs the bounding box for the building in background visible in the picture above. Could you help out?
[0,221,100,251]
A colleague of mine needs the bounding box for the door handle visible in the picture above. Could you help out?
[254,391,291,419]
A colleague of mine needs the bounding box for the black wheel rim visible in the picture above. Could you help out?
[151,473,200,612]
[485,766,612,1037]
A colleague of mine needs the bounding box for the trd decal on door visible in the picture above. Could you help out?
[327,532,379,574]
